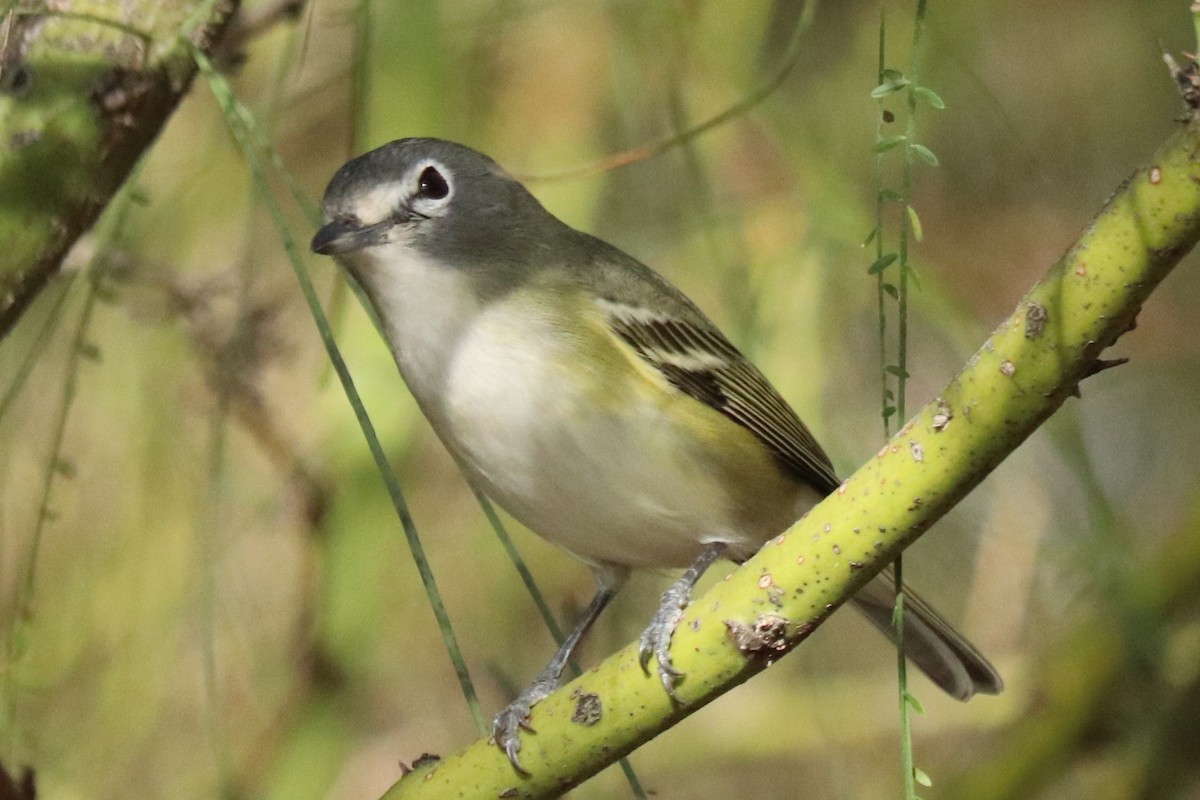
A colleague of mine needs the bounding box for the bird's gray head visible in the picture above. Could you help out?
[311,138,561,268]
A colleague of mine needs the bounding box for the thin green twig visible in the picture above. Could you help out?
[871,1,938,795]
[873,11,891,437]
[895,3,931,798]
[191,44,488,733]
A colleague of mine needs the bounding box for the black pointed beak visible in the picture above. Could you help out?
[311,217,393,255]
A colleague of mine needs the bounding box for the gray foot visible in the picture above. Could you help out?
[491,677,556,772]
[636,542,726,698]
[491,585,620,773]
[637,581,691,697]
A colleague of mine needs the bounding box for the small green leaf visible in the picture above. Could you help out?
[883,405,897,419]
[862,226,879,248]
[879,188,904,203]
[882,282,898,299]
[873,134,907,153]
[911,143,939,166]
[914,767,933,788]
[885,365,909,379]
[868,253,898,275]
[905,691,926,714]
[870,78,910,99]
[881,68,906,82]
[913,85,946,109]
[906,262,923,290]
[906,205,924,241]
[884,388,895,400]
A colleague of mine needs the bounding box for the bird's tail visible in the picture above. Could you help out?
[850,568,1004,700]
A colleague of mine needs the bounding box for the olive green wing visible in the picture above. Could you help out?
[597,296,840,494]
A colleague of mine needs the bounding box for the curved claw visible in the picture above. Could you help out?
[638,543,726,698]
[655,647,685,698]
[638,602,686,698]
[492,704,535,774]
[637,634,655,673]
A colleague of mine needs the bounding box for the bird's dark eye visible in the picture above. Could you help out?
[417,166,449,199]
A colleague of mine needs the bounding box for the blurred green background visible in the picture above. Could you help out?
[3,1,1200,798]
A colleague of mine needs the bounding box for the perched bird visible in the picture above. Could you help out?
[311,138,1002,769]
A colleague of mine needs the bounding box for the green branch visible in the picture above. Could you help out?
[380,75,1200,800]
[0,0,238,342]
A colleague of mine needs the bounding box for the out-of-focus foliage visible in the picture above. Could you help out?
[1,2,1198,798]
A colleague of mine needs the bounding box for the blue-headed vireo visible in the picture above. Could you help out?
[311,138,1002,769]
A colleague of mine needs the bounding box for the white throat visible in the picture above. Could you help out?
[344,241,482,418]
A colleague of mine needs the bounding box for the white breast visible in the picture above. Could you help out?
[442,301,756,570]
[348,244,793,572]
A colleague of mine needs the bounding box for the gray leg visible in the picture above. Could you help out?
[492,585,617,772]
[637,541,727,697]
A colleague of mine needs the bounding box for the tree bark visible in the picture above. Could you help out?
[0,0,239,341]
